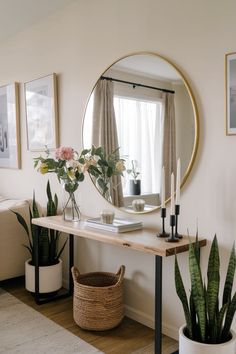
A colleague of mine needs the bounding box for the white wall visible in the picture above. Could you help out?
[0,0,236,339]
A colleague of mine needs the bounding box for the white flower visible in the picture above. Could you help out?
[115,160,126,173]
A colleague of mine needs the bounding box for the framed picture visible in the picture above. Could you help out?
[25,73,59,151]
[225,52,236,135]
[0,83,21,169]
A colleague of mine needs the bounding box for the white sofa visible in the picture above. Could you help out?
[0,198,30,281]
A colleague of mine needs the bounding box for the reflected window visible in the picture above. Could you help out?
[114,95,164,195]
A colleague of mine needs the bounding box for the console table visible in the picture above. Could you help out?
[32,215,206,354]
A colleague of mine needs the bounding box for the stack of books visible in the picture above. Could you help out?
[85,217,143,233]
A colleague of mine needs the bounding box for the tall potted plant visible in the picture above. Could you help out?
[12,181,67,294]
[175,235,236,353]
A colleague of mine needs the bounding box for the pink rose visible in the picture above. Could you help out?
[55,147,74,160]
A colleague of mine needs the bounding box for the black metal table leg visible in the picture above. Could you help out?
[69,233,74,295]
[155,255,162,354]
[34,225,40,304]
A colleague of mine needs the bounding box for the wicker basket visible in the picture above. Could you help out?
[71,265,125,331]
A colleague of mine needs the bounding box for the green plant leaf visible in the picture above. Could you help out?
[207,235,220,335]
[189,291,197,340]
[217,303,228,341]
[46,180,52,201]
[11,208,33,251]
[189,242,206,342]
[32,191,40,218]
[54,193,58,211]
[175,255,193,339]
[223,243,236,305]
[22,244,33,257]
[222,291,236,341]
[57,238,68,260]
[81,148,91,156]
[11,209,29,237]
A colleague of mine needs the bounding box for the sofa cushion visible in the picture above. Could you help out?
[0,199,30,280]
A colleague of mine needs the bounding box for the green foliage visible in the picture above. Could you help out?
[175,235,236,344]
[12,180,67,266]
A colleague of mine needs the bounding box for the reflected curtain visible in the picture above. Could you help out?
[92,79,124,207]
[162,92,176,198]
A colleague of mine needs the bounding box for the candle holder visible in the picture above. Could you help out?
[157,208,170,238]
[175,204,182,239]
[166,215,179,242]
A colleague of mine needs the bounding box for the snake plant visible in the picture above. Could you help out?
[12,181,67,266]
[175,234,236,344]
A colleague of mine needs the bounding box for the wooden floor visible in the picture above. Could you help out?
[1,278,178,354]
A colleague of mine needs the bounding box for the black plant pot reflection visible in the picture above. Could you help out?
[129,180,141,195]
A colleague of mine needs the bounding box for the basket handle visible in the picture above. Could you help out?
[115,265,125,286]
[71,266,80,283]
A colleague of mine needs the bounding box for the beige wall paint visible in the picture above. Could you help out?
[0,0,236,338]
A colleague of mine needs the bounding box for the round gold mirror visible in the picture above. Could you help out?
[83,52,199,214]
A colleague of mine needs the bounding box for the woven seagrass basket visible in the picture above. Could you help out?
[71,265,125,331]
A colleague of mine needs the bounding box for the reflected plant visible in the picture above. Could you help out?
[127,160,140,184]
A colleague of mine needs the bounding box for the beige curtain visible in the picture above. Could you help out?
[162,92,176,198]
[92,79,124,207]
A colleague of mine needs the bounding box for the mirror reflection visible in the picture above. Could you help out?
[83,53,198,213]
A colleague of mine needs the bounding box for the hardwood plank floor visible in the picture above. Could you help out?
[1,277,178,354]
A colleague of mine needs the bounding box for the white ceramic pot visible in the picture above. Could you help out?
[25,259,62,293]
[179,325,236,354]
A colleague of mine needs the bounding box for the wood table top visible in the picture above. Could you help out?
[32,215,207,258]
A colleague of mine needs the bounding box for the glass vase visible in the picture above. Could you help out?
[63,191,81,222]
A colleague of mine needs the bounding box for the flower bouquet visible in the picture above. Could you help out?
[34,146,125,221]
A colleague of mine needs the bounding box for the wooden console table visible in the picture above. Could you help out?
[32,215,206,354]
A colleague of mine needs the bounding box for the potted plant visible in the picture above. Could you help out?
[12,181,67,294]
[127,160,141,195]
[175,235,236,353]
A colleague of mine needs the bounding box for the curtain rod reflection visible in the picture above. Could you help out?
[101,76,175,94]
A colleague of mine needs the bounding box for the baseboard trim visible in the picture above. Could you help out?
[125,305,179,341]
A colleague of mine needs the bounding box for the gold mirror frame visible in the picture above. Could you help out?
[82,51,199,214]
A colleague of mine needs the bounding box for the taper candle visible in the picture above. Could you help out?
[161,166,165,208]
[176,159,181,205]
[170,172,175,215]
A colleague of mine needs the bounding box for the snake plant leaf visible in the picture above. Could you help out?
[54,193,58,211]
[189,242,206,342]
[11,209,29,236]
[207,235,220,333]
[46,180,52,201]
[22,244,33,256]
[189,291,197,340]
[217,303,228,341]
[222,291,236,341]
[57,238,68,260]
[223,243,236,306]
[175,255,193,339]
[32,191,40,218]
[12,209,33,251]
[194,229,200,265]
